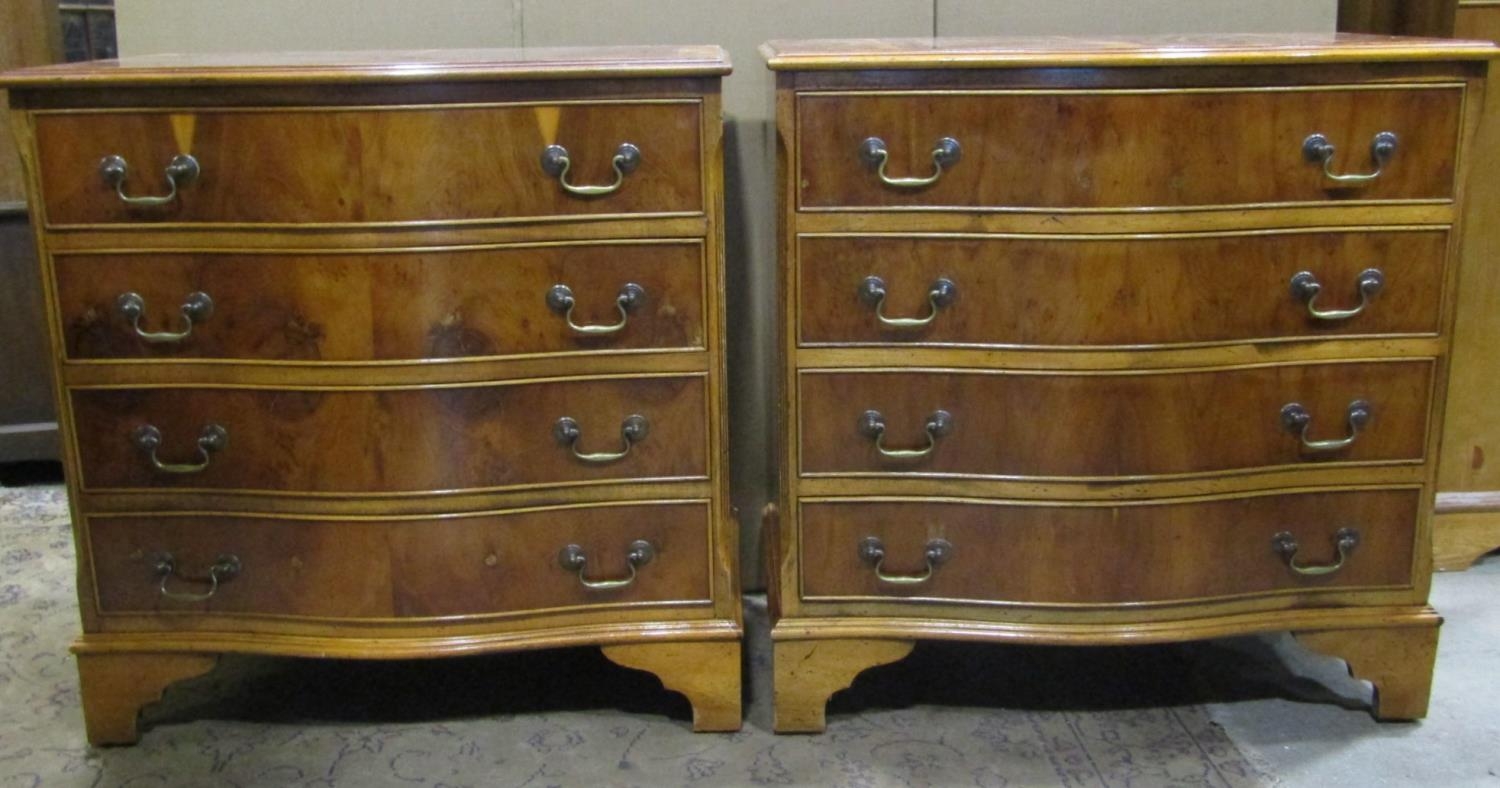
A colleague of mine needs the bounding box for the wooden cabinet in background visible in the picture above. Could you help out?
[1432,0,1500,569]
[1,46,741,744]
[763,34,1496,732]
[1336,0,1500,572]
[0,0,59,464]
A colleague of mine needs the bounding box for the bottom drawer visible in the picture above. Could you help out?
[88,501,711,619]
[800,490,1417,606]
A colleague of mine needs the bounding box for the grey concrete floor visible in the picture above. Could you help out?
[1205,555,1500,787]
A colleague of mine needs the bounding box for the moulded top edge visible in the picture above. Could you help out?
[760,34,1499,71]
[0,44,732,89]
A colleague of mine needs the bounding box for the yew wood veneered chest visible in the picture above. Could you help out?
[762,34,1497,732]
[1,45,740,744]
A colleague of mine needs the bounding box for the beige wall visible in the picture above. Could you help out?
[115,0,1338,587]
[936,0,1335,35]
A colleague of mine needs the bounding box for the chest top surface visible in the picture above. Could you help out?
[0,44,732,89]
[760,33,1497,71]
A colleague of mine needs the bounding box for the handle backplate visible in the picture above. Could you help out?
[859,136,961,188]
[859,275,958,328]
[858,536,953,585]
[554,414,649,464]
[1272,527,1360,576]
[153,552,241,601]
[1280,400,1371,454]
[546,282,646,335]
[116,291,214,343]
[558,539,654,590]
[1289,268,1383,321]
[1302,131,1398,186]
[131,423,228,474]
[99,153,200,207]
[859,409,953,460]
[540,142,641,196]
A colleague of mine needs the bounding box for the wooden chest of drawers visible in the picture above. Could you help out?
[762,34,1496,732]
[1,46,740,744]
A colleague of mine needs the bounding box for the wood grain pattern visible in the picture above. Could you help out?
[1431,510,1500,569]
[797,87,1462,210]
[75,652,218,746]
[798,363,1432,479]
[55,241,705,362]
[760,34,1495,70]
[798,231,1448,347]
[769,38,1480,727]
[1435,2,1500,569]
[70,375,707,494]
[601,640,742,732]
[800,492,1418,605]
[0,45,731,89]
[88,502,710,619]
[9,55,738,739]
[33,102,703,225]
[1295,623,1440,719]
[771,638,914,733]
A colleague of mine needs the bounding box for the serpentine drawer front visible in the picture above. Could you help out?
[796,86,1460,210]
[88,502,711,619]
[70,376,708,494]
[2,46,741,744]
[32,102,704,225]
[798,231,1447,347]
[798,492,1418,605]
[55,240,707,361]
[764,34,1495,733]
[798,363,1432,479]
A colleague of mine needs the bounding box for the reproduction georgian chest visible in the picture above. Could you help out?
[761,34,1496,732]
[1,46,740,744]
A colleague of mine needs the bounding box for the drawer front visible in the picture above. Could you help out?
[799,363,1431,479]
[34,102,702,225]
[89,502,711,618]
[799,231,1447,347]
[800,491,1417,605]
[797,87,1460,209]
[56,241,705,361]
[71,375,706,494]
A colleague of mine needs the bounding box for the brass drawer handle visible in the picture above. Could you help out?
[859,409,952,460]
[1302,132,1398,186]
[131,423,228,474]
[115,291,214,343]
[540,142,641,196]
[1280,400,1371,454]
[546,282,646,336]
[98,153,199,207]
[859,275,957,328]
[1273,528,1360,576]
[860,136,961,189]
[553,414,648,464]
[558,539,654,590]
[153,552,241,602]
[1289,269,1384,321]
[859,536,952,585]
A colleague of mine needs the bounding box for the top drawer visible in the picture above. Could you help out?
[796,86,1462,210]
[32,101,703,226]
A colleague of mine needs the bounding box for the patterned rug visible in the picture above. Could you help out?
[0,484,1276,787]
